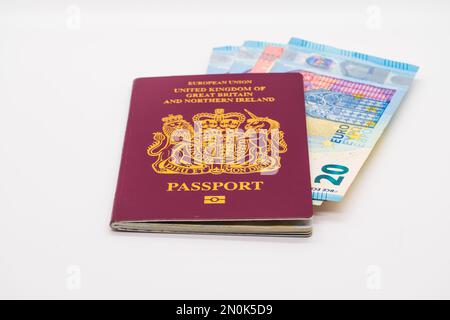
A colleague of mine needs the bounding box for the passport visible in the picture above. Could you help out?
[111,74,313,236]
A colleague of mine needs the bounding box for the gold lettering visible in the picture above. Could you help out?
[167,182,179,192]
[178,183,190,192]
[252,181,264,191]
[191,182,201,191]
[239,182,252,191]
[202,182,212,191]
[212,182,224,191]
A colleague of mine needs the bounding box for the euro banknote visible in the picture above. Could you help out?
[268,37,418,202]
[207,38,418,203]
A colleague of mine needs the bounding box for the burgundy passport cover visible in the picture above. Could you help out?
[111,74,312,225]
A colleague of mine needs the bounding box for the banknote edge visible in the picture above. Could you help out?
[289,37,419,73]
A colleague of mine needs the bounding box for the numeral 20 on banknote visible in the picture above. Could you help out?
[314,164,349,186]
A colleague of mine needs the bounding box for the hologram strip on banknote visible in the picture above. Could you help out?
[228,40,286,74]
[251,46,285,73]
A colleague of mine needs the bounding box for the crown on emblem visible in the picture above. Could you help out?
[192,108,246,130]
[162,114,184,124]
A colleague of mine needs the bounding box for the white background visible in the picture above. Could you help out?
[1,0,449,300]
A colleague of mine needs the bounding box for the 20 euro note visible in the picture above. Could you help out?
[266,37,419,202]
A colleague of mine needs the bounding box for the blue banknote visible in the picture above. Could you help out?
[207,45,240,74]
[206,37,419,203]
[228,40,285,73]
